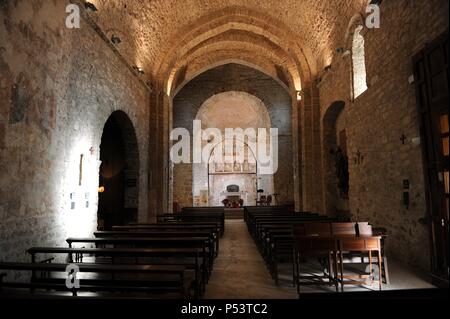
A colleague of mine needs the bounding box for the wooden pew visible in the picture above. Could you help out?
[93,230,217,259]
[181,207,224,213]
[109,226,220,256]
[125,223,221,237]
[27,247,204,298]
[66,236,212,289]
[244,207,336,284]
[0,262,187,299]
[157,212,225,236]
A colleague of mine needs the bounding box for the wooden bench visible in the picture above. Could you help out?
[66,236,212,288]
[93,231,216,258]
[107,227,219,257]
[27,247,204,298]
[243,208,337,284]
[157,212,225,236]
[124,223,221,237]
[0,262,187,299]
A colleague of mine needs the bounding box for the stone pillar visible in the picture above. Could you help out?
[311,85,324,214]
[299,82,325,213]
[300,85,313,212]
[147,88,159,222]
[292,94,302,212]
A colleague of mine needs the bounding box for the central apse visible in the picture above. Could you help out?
[193,91,272,206]
[172,63,294,208]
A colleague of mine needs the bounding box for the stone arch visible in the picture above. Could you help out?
[172,63,295,209]
[322,101,350,218]
[155,8,316,94]
[172,59,291,97]
[206,136,260,207]
[344,14,365,46]
[98,110,140,229]
[191,91,274,207]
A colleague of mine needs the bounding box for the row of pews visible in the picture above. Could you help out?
[0,210,225,300]
[244,206,389,296]
[244,206,335,285]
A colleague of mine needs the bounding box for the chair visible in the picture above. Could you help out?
[293,224,337,294]
[357,223,390,284]
[266,195,272,206]
[293,235,338,294]
[336,237,382,292]
[256,195,267,206]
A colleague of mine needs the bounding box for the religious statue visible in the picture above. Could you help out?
[334,147,349,198]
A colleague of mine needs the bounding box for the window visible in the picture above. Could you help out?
[352,25,368,99]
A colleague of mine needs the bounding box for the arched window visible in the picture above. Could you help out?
[352,25,368,99]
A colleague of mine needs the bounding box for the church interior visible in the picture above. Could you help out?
[0,0,448,301]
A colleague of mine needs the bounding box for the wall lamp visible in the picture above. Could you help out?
[111,35,122,45]
[133,66,145,75]
[85,1,98,12]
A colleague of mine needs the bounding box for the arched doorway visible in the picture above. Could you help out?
[98,111,140,230]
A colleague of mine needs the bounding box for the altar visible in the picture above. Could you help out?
[219,191,249,205]
[219,184,249,206]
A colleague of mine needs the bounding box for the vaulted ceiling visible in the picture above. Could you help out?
[85,0,369,94]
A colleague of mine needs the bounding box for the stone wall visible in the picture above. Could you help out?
[316,0,449,269]
[173,64,294,208]
[0,1,150,262]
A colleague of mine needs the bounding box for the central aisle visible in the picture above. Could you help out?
[204,219,297,299]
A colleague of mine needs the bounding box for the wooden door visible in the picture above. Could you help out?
[413,30,449,285]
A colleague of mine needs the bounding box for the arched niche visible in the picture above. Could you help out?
[98,110,140,229]
[322,101,350,218]
[191,91,273,206]
[172,63,294,209]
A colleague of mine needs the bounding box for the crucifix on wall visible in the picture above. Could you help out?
[400,134,407,145]
[354,149,364,165]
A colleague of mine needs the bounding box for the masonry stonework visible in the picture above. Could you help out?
[0,0,447,277]
[0,1,150,262]
[317,0,449,269]
[172,64,294,208]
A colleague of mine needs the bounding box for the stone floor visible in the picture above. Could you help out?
[204,220,437,299]
[224,208,244,219]
[204,219,297,299]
